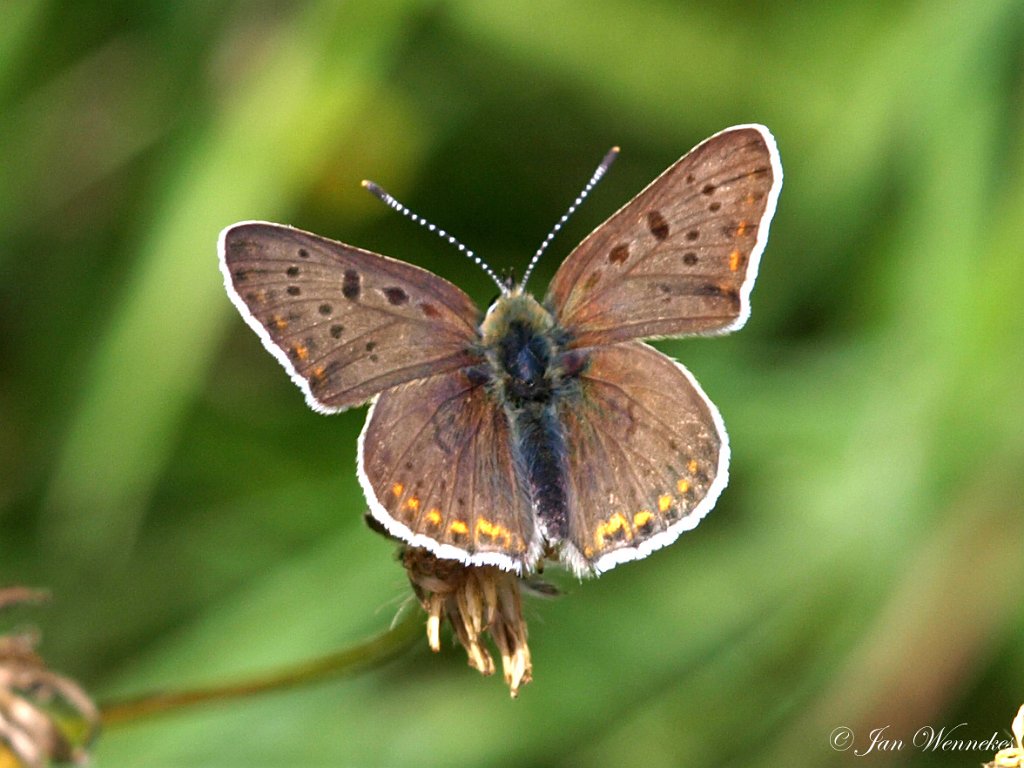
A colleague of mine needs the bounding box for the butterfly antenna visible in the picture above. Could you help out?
[519,146,620,290]
[361,180,508,294]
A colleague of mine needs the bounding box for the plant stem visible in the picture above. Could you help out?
[100,608,422,726]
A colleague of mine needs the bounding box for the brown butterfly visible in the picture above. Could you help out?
[219,124,782,576]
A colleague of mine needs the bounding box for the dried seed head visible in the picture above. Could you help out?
[0,588,99,767]
[401,548,537,697]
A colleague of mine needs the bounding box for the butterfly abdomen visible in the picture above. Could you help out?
[512,402,570,541]
[479,291,584,546]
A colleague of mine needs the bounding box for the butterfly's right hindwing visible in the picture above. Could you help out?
[558,342,729,575]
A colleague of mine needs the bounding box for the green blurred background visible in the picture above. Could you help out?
[2,1,1023,765]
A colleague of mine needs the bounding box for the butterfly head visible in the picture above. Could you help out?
[480,287,553,348]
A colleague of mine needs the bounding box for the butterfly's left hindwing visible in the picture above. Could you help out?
[558,341,729,575]
[220,222,481,413]
[358,369,541,573]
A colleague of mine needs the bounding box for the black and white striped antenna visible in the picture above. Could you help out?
[362,180,508,294]
[362,145,619,295]
[519,146,619,290]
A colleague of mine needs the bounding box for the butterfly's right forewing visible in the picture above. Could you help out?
[547,125,781,347]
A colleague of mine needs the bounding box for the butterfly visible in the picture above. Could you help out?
[219,124,782,577]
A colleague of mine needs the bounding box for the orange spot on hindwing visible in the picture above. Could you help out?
[475,518,513,548]
[594,512,633,549]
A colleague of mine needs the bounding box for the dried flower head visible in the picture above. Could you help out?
[987,704,1024,768]
[401,548,537,697]
[0,588,99,767]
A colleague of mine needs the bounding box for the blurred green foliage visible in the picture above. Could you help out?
[1,1,1023,765]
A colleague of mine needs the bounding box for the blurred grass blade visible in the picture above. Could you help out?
[41,0,417,564]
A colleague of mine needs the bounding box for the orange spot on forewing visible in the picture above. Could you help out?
[729,249,742,272]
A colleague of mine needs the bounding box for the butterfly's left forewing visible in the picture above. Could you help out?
[547,125,781,347]
[220,222,481,413]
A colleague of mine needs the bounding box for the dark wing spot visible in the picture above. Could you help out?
[365,341,377,352]
[287,286,301,296]
[685,173,695,184]
[683,252,698,265]
[608,243,630,264]
[330,324,344,338]
[584,270,601,290]
[697,283,725,297]
[342,269,361,300]
[318,303,332,316]
[725,288,741,311]
[233,269,248,282]
[419,302,440,318]
[369,354,379,362]
[286,266,300,277]
[383,286,409,306]
[298,248,309,258]
[685,230,699,241]
[709,201,721,212]
[646,211,670,241]
[697,283,741,310]
[701,183,716,196]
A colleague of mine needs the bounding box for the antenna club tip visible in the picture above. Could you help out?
[610,146,621,153]
[362,180,389,201]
